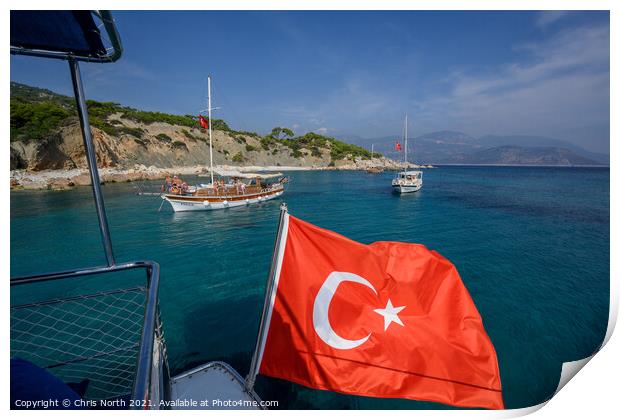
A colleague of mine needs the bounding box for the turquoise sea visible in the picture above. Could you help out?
[10,166,609,409]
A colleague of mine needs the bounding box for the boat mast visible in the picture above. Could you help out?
[208,75,214,185]
[371,144,374,159]
[404,113,408,167]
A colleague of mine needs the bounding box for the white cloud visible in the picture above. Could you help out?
[536,11,570,27]
[268,70,393,135]
[414,22,609,152]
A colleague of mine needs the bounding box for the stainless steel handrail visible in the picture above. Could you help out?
[10,261,154,285]
[10,11,123,63]
[68,57,116,266]
[133,262,160,405]
[95,10,124,62]
[10,260,166,408]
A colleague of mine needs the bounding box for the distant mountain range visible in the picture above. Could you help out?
[341,130,609,166]
[449,145,600,166]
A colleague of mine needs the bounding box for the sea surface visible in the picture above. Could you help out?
[10,166,610,409]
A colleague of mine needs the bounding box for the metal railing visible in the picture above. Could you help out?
[10,261,170,408]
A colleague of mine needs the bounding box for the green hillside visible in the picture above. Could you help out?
[10,82,373,163]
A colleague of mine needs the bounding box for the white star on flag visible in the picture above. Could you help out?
[374,299,406,331]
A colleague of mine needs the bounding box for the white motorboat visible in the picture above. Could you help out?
[392,113,423,194]
[392,170,423,193]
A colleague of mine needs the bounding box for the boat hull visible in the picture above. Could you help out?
[170,361,262,410]
[392,182,422,194]
[163,188,284,212]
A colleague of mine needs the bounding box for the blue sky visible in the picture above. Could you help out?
[10,10,610,153]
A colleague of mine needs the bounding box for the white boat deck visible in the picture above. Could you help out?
[170,361,263,410]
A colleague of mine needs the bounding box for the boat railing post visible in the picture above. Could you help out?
[68,57,116,267]
[245,202,288,391]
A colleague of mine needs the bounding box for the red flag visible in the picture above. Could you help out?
[256,214,504,409]
[395,142,402,151]
[198,115,209,129]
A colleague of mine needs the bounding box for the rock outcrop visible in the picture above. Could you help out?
[11,119,396,172]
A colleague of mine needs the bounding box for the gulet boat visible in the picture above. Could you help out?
[161,76,287,212]
[162,169,287,212]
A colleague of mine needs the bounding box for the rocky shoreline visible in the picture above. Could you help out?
[10,159,435,191]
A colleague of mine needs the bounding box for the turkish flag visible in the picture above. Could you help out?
[198,115,209,129]
[395,142,402,151]
[256,214,504,409]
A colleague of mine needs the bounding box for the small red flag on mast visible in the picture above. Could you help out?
[198,115,209,129]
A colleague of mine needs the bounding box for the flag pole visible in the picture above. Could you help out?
[404,113,408,168]
[207,75,214,186]
[245,202,289,391]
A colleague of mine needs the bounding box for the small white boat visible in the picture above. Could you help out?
[392,113,423,194]
[392,170,423,193]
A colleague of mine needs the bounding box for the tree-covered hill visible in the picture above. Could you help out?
[10,82,383,171]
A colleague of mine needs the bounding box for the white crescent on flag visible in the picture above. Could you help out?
[312,271,377,350]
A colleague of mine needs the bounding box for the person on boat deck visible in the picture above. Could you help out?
[164,176,172,192]
[170,176,185,194]
[240,182,246,194]
[233,178,243,194]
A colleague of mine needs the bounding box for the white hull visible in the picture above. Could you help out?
[164,190,284,212]
[392,182,422,194]
[171,361,262,410]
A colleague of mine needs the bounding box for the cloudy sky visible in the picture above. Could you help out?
[10,10,610,153]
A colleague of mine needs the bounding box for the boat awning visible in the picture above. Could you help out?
[10,11,122,62]
[213,169,283,179]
